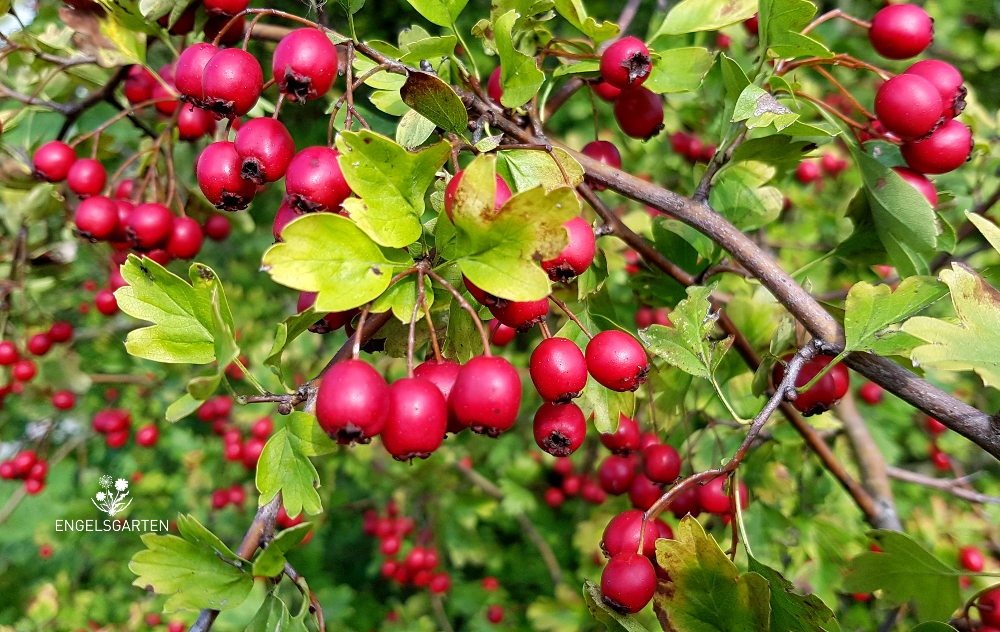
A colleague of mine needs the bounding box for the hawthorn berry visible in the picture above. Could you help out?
[643,444,681,484]
[33,141,77,182]
[413,359,463,434]
[0,461,14,479]
[451,355,522,436]
[67,159,107,198]
[202,48,263,119]
[52,390,75,410]
[75,196,119,242]
[602,509,660,559]
[26,460,47,481]
[429,572,451,594]
[316,359,390,443]
[0,340,17,365]
[234,117,295,184]
[48,321,73,343]
[598,454,636,496]
[600,552,656,614]
[698,476,748,514]
[166,217,204,260]
[167,622,184,632]
[196,142,257,210]
[382,377,448,461]
[211,489,230,509]
[581,141,622,191]
[959,545,985,572]
[874,74,944,141]
[242,437,265,469]
[204,14,246,46]
[284,147,353,212]
[13,359,36,382]
[859,382,884,405]
[978,587,1000,626]
[892,166,938,206]
[613,87,664,139]
[927,416,947,435]
[136,424,159,447]
[796,160,820,184]
[628,473,662,511]
[25,478,45,495]
[124,66,155,105]
[716,32,732,49]
[126,203,174,250]
[490,320,516,347]
[600,413,641,455]
[11,450,37,477]
[529,336,587,402]
[552,456,574,476]
[177,104,216,141]
[175,43,220,103]
[204,214,232,241]
[541,217,596,281]
[489,297,549,332]
[27,333,51,356]
[486,605,505,624]
[929,444,950,470]
[228,483,247,507]
[272,29,339,103]
[114,179,133,200]
[905,60,965,119]
[593,80,621,102]
[251,417,273,439]
[544,487,565,508]
[743,13,759,35]
[144,249,173,266]
[600,37,652,90]
[487,67,503,104]
[586,330,649,392]
[638,432,659,451]
[772,354,844,416]
[272,201,301,241]
[562,474,582,497]
[901,119,973,174]
[151,79,179,115]
[482,576,500,591]
[533,402,586,456]
[868,4,933,60]
[670,486,701,518]
[204,0,249,16]
[381,535,401,556]
[444,170,512,220]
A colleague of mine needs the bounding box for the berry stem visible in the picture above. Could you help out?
[801,9,871,35]
[418,271,443,363]
[548,296,592,339]
[812,66,876,121]
[406,273,425,378]
[352,303,371,360]
[424,270,492,357]
[106,146,157,198]
[539,320,551,339]
[233,357,266,395]
[726,473,739,561]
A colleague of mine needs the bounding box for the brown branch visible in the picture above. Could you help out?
[543,77,584,121]
[284,562,326,632]
[886,467,1000,505]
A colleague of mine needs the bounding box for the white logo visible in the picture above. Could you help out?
[91,475,132,516]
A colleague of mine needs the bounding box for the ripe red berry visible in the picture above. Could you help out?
[978,588,1000,626]
[404,546,427,572]
[586,330,649,392]
[490,320,516,347]
[197,142,257,210]
[234,117,295,184]
[382,377,448,461]
[251,417,273,439]
[211,489,230,509]
[892,166,938,206]
[228,482,247,507]
[74,196,119,242]
[177,104,216,141]
[581,141,622,191]
[272,201,300,241]
[529,337,587,403]
[743,13,759,35]
[151,79,179,115]
[33,141,77,182]
[482,576,500,591]
[451,355,522,437]
[242,437,264,470]
[380,535,401,556]
[204,214,232,241]
[601,552,656,614]
[542,217,596,281]
[533,401,586,457]
[643,444,681,484]
[0,340,17,365]
[430,572,452,594]
[698,477,748,514]
[486,605,505,624]
[25,478,45,495]
[544,487,565,508]
[316,359,390,443]
[67,159,107,198]
[614,87,664,139]
[135,424,159,447]
[175,42,220,103]
[959,545,985,572]
[796,160,820,184]
[223,440,243,461]
[603,509,660,559]
[600,413,641,455]
[114,179,133,201]
[284,147,353,212]
[926,415,947,435]
[629,473,662,510]
[901,119,973,174]
[13,359,36,382]
[489,298,549,332]
[95,288,119,315]
[27,460,47,481]
[904,60,965,122]
[598,454,636,496]
[552,456,573,476]
[13,450,37,477]
[48,321,73,343]
[638,432,659,451]
[875,74,944,141]
[600,37,652,90]
[202,48,263,119]
[165,216,204,260]
[124,65,155,105]
[716,32,732,49]
[27,333,51,356]
[413,359,464,434]
[126,203,174,250]
[594,80,621,102]
[487,67,503,103]
[204,0,248,16]
[859,382,884,405]
[868,4,933,60]
[0,461,15,479]
[52,390,75,410]
[562,474,582,496]
[273,29,338,103]
[444,170,512,220]
[929,443,950,470]
[772,354,841,416]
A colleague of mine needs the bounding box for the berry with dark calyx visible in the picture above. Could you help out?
[901,119,973,174]
[177,104,216,141]
[593,79,621,102]
[48,321,73,343]
[892,166,938,206]
[533,402,586,456]
[544,487,565,508]
[600,413,641,455]
[586,330,650,392]
[175,43,220,104]
[33,141,77,182]
[95,289,119,315]
[135,424,159,447]
[600,37,652,90]
[602,509,660,559]
[272,201,301,241]
[52,390,75,410]
[126,203,174,250]
[382,377,448,461]
[75,196,119,241]
[284,147,352,212]
[196,142,257,210]
[874,74,944,140]
[868,4,933,60]
[529,336,587,403]
[201,48,263,119]
[444,170,512,220]
[796,160,820,184]
[27,333,51,356]
[542,217,596,281]
[698,476,748,514]
[581,141,622,191]
[204,0,249,16]
[451,355,522,437]
[204,214,232,241]
[772,353,843,416]
[905,60,965,119]
[614,87,664,139]
[859,382,884,405]
[13,359,36,382]
[234,117,295,184]
[598,454,636,495]
[124,65,155,105]
[0,340,18,365]
[296,291,357,333]
[166,217,204,260]
[489,297,549,333]
[272,29,339,103]
[959,545,985,572]
[487,67,503,104]
[67,159,107,198]
[316,359,390,444]
[600,552,656,614]
[643,444,681,484]
[486,605,504,624]
[413,359,464,434]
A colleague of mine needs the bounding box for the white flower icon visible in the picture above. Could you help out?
[92,473,132,516]
[115,478,128,492]
[95,491,106,501]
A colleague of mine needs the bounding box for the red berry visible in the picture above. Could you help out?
[875,74,944,141]
[316,359,390,444]
[413,359,464,434]
[381,535,401,556]
[0,461,14,479]
[978,588,1000,626]
[211,489,230,509]
[272,201,300,241]
[114,179,133,201]
[167,622,184,632]
[126,203,174,250]
[593,80,621,102]
[33,141,77,182]
[380,559,399,578]
[25,478,45,495]
[204,14,246,45]
[175,42,220,103]
[600,37,652,90]
[552,456,573,476]
[544,487,565,508]
[136,424,159,447]
[489,297,549,332]
[542,217,596,281]
[177,104,216,141]
[166,216,204,260]
[27,333,51,356]
[13,359,36,382]
[629,473,662,511]
[251,417,273,439]
[929,444,950,470]
[529,337,587,403]
[892,167,938,206]
[412,570,433,587]
[228,483,246,507]
[796,160,820,184]
[716,32,732,49]
[905,60,965,119]
[151,80,179,115]
[52,390,75,410]
[533,402,586,457]
[284,147,352,212]
[204,0,248,16]
[490,320,516,347]
[451,355,522,437]
[698,477,748,514]
[444,170,512,220]
[772,354,839,416]
[482,576,500,591]
[598,454,636,496]
[197,142,257,210]
[204,214,232,241]
[487,67,503,103]
[95,288,119,315]
[124,66,155,105]
[0,340,17,365]
[959,545,985,572]
[223,440,243,461]
[48,321,73,343]
[562,474,582,496]
[67,159,107,198]
[243,437,265,469]
[234,117,295,184]
[382,377,448,461]
[38,544,53,558]
[614,87,664,139]
[586,330,649,392]
[202,48,263,119]
[901,119,973,174]
[600,413,641,455]
[927,415,947,435]
[643,444,680,484]
[430,572,451,594]
[603,509,660,558]
[13,450,37,477]
[486,605,504,624]
[859,382,884,405]
[743,13,759,35]
[581,141,622,191]
[869,4,933,60]
[600,552,656,614]
[272,29,338,103]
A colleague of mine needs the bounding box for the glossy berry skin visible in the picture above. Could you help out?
[136,424,159,447]
[796,161,820,184]
[234,117,295,184]
[529,337,587,403]
[444,170,512,220]
[901,119,973,174]
[273,29,339,103]
[533,402,586,457]
[272,201,300,241]
[586,330,650,392]
[126,203,174,250]
[12,450,37,477]
[874,75,944,141]
[177,104,216,141]
[978,588,1000,626]
[0,340,17,365]
[602,509,660,559]
[124,65,155,105]
[491,320,516,346]
[284,147,352,212]
[75,196,119,241]
[581,141,622,191]
[638,432,659,451]
[959,546,985,572]
[204,214,231,241]
[67,159,107,198]
[487,67,503,104]
[905,60,965,119]
[629,473,662,510]
[594,80,621,102]
[413,359,464,434]
[382,378,448,461]
[489,298,549,332]
[859,382,884,405]
[698,477,748,514]
[175,43,220,103]
[486,605,504,624]
[600,37,652,90]
[544,487,565,508]
[643,444,681,484]
[13,359,36,382]
[868,4,933,60]
[601,552,656,614]
[151,80,179,115]
[24,479,45,495]
[598,454,636,496]
[95,289,119,315]
[614,87,664,139]
[33,141,77,182]
[197,142,257,210]
[542,217,596,281]
[204,0,249,16]
[451,355,522,437]
[0,461,17,480]
[429,572,451,594]
[600,413,641,455]
[52,390,75,410]
[27,333,51,356]
[27,461,47,481]
[772,354,842,416]
[202,48,263,119]
[48,321,72,343]
[316,359,390,444]
[166,217,204,260]
[892,167,938,206]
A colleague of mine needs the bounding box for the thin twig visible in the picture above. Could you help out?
[886,467,1000,504]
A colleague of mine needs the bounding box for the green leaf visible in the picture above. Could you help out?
[552,0,619,45]
[252,523,313,577]
[733,85,797,130]
[116,256,238,365]
[137,0,181,21]
[285,412,339,457]
[369,89,410,116]
[166,393,203,422]
[261,213,413,312]
[730,136,814,173]
[247,594,308,632]
[336,131,451,248]
[640,285,730,379]
[395,109,437,150]
[653,0,757,37]
[97,13,146,65]
[758,0,832,60]
[443,289,485,362]
[645,48,715,94]
[709,164,784,231]
[902,263,1000,389]
[498,148,585,192]
[843,530,961,622]
[129,515,253,612]
[655,516,771,631]
[334,0,365,16]
[400,71,468,135]
[844,276,948,354]
[256,428,323,519]
[583,579,652,632]
[494,10,546,108]
[966,211,1000,257]
[264,310,320,391]
[553,59,601,77]
[747,555,834,632]
[403,0,470,27]
[371,273,435,323]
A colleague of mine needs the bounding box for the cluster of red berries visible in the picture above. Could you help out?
[211,482,248,510]
[668,131,717,165]
[857,380,957,470]
[795,152,850,186]
[92,408,134,448]
[772,353,850,416]
[598,509,673,613]
[0,449,49,494]
[197,397,270,470]
[364,502,451,594]
[0,321,74,406]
